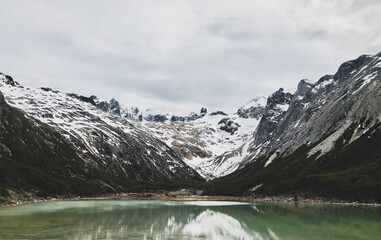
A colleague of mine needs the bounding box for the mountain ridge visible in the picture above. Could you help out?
[204,52,381,202]
[1,51,381,202]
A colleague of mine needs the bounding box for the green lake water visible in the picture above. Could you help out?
[0,200,380,239]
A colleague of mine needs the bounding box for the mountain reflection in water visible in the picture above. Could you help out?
[0,200,380,239]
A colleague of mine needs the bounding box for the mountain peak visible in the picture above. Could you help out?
[0,73,20,87]
[294,79,314,98]
[236,96,267,119]
[333,55,371,82]
[267,88,292,106]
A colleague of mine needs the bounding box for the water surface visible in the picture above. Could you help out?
[0,200,380,239]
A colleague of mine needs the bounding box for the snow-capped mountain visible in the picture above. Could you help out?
[84,92,268,179]
[244,53,381,166]
[0,72,268,181]
[0,86,152,197]
[143,106,265,179]
[205,52,381,202]
[0,74,201,183]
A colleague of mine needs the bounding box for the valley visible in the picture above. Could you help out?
[1,51,381,204]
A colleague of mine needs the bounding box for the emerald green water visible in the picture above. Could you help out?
[0,200,380,239]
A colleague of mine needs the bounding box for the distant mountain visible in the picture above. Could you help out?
[85,91,268,180]
[205,52,381,202]
[142,100,266,179]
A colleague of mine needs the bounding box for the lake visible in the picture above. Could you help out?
[0,200,380,239]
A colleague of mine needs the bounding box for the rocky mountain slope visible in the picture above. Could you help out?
[205,52,381,202]
[0,88,125,202]
[0,73,201,196]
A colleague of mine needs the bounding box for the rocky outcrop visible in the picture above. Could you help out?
[91,96,122,115]
[236,96,266,119]
[171,140,212,160]
[210,111,228,116]
[67,93,97,106]
[333,55,370,82]
[236,107,264,119]
[0,73,19,86]
[0,90,4,105]
[171,115,186,122]
[109,98,121,115]
[218,117,241,135]
[252,88,292,145]
[143,113,168,122]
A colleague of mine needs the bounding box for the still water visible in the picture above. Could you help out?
[0,200,380,239]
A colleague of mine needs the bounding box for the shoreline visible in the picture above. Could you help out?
[1,193,380,208]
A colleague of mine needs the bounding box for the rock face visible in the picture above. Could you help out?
[67,93,97,106]
[236,96,266,119]
[333,55,370,82]
[252,88,292,145]
[210,111,228,116]
[0,90,4,104]
[91,96,121,115]
[109,98,121,115]
[170,115,186,122]
[218,117,241,135]
[0,73,19,86]
[143,113,168,122]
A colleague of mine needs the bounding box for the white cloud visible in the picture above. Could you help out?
[0,0,380,114]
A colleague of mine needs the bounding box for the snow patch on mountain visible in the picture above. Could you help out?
[144,108,263,179]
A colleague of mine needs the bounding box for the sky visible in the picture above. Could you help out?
[1,0,381,114]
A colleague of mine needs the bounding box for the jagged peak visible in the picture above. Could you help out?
[267,88,293,106]
[89,95,98,100]
[40,87,59,93]
[236,95,266,119]
[299,79,315,85]
[0,73,20,87]
[333,54,371,82]
[66,93,97,106]
[316,75,334,84]
[292,79,314,100]
[240,95,267,109]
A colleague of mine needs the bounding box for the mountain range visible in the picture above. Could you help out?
[1,51,381,203]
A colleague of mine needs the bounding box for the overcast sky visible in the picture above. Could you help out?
[1,0,381,114]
